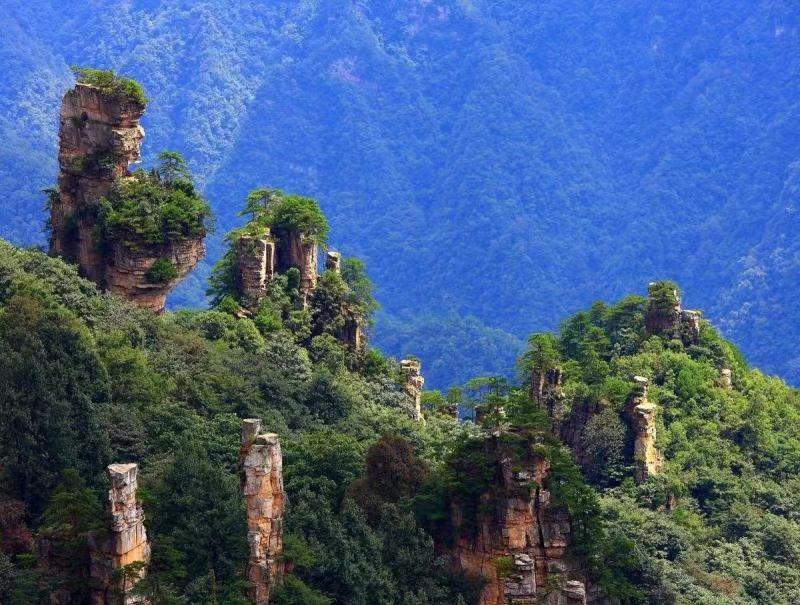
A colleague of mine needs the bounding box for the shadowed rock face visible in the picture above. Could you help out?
[448,435,591,605]
[235,233,276,308]
[89,463,150,605]
[51,82,204,311]
[239,419,285,605]
[274,228,318,306]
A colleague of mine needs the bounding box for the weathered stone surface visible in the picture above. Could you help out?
[106,238,205,312]
[720,368,733,389]
[400,359,425,421]
[274,229,318,306]
[448,434,595,605]
[627,377,662,483]
[239,419,285,605]
[52,83,145,282]
[326,250,342,273]
[51,82,204,311]
[89,463,150,605]
[235,234,276,309]
[531,366,565,420]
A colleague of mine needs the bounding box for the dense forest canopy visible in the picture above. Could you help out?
[1,0,799,387]
[1,239,799,603]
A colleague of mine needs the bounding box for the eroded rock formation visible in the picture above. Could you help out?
[51,81,205,311]
[400,358,425,421]
[52,82,145,282]
[627,377,662,484]
[235,233,276,308]
[274,229,318,306]
[326,250,342,273]
[239,419,285,604]
[89,463,150,605]
[530,366,565,420]
[645,282,701,345]
[449,434,592,605]
[720,368,733,389]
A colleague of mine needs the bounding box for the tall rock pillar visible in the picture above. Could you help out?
[239,419,285,604]
[628,377,662,483]
[235,233,276,309]
[52,83,145,281]
[400,359,425,421]
[89,463,150,605]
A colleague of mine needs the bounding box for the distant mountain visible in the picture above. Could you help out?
[1,0,799,387]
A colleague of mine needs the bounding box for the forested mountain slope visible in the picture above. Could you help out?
[1,0,799,386]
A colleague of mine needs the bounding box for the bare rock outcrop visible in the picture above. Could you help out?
[52,83,145,282]
[239,419,285,604]
[530,366,565,420]
[449,434,593,605]
[720,368,733,389]
[51,81,205,312]
[89,463,150,605]
[627,377,662,483]
[326,250,342,273]
[645,282,701,345]
[400,358,425,421]
[274,229,318,306]
[235,233,276,308]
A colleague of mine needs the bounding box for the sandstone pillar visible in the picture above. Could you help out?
[239,419,285,604]
[90,463,150,605]
[400,359,425,421]
[629,377,662,483]
[235,234,276,308]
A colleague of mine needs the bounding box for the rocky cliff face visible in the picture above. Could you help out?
[449,434,591,605]
[51,82,204,311]
[52,82,145,282]
[89,463,150,605]
[239,419,285,605]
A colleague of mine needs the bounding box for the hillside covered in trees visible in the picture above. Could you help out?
[1,234,799,603]
[1,0,800,387]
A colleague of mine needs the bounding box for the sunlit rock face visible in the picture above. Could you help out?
[239,419,285,605]
[51,82,204,311]
[89,463,151,605]
[448,433,596,605]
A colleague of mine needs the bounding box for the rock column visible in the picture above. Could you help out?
[89,463,150,605]
[52,83,145,281]
[239,419,285,605]
[235,233,276,309]
[400,359,425,421]
[628,377,662,483]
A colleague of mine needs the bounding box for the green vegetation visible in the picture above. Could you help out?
[0,240,473,603]
[71,67,147,105]
[95,151,211,250]
[518,285,800,602]
[145,258,179,284]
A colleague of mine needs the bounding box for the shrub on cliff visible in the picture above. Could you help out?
[95,152,211,250]
[71,67,147,106]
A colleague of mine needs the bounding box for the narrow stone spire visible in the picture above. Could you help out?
[239,419,285,604]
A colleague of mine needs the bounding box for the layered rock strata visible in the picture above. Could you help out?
[51,82,205,311]
[239,419,285,604]
[400,358,425,421]
[235,233,276,308]
[52,83,145,282]
[89,463,150,605]
[449,434,591,605]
